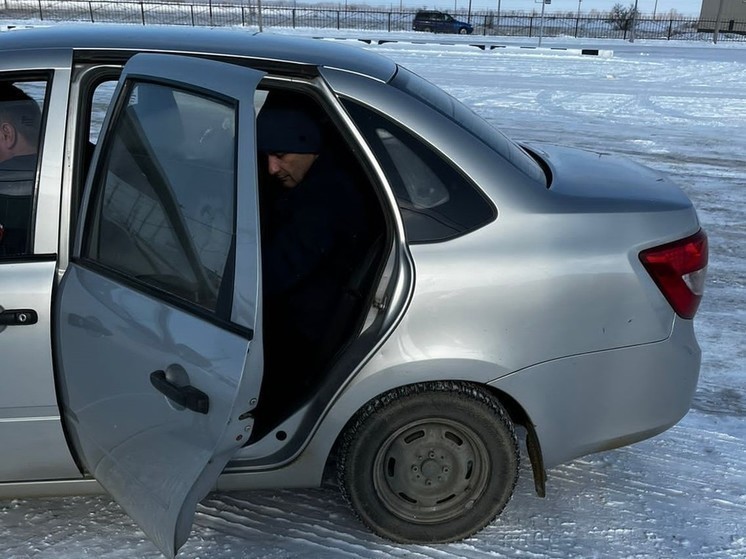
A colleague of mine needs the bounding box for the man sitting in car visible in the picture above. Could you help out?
[256,101,373,409]
[0,83,41,256]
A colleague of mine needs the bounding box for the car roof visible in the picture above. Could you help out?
[0,24,398,82]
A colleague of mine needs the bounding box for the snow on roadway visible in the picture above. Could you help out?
[1,27,745,559]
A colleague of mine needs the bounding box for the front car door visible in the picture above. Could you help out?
[0,60,83,483]
[55,53,264,557]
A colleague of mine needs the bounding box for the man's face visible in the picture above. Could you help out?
[266,152,318,188]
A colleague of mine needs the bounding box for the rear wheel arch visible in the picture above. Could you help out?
[324,380,546,498]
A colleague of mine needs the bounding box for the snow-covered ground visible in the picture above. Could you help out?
[1,27,745,559]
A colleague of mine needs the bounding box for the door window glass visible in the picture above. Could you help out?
[0,77,47,258]
[89,79,117,144]
[83,81,237,313]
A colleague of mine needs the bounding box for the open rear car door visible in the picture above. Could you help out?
[55,54,265,557]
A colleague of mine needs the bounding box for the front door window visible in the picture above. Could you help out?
[0,77,48,258]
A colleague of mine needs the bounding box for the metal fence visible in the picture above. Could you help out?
[2,0,745,42]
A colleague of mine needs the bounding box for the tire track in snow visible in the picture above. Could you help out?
[692,384,746,418]
[196,490,480,559]
[535,422,746,558]
[571,424,746,511]
[0,496,162,559]
[197,491,374,558]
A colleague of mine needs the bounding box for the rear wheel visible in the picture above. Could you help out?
[459,27,469,34]
[338,381,519,543]
[424,26,433,32]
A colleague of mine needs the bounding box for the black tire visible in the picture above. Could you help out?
[459,27,469,34]
[424,26,433,32]
[338,381,519,543]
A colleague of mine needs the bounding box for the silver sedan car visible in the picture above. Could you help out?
[0,25,707,557]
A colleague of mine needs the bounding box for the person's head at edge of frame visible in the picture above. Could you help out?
[257,105,322,189]
[0,83,42,165]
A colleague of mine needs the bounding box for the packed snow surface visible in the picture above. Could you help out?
[1,28,745,559]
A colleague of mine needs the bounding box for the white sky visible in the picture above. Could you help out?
[388,0,703,16]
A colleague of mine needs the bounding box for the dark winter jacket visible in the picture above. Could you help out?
[0,153,37,256]
[261,153,371,349]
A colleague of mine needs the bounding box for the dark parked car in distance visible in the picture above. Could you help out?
[412,10,474,34]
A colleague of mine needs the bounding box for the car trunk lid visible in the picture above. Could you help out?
[523,142,693,211]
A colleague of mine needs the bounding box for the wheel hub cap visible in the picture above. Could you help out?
[373,418,491,524]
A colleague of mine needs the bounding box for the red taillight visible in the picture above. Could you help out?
[639,229,708,319]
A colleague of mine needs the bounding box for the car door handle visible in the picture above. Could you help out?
[0,308,38,326]
[149,370,210,414]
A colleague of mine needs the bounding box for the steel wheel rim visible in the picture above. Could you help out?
[372,417,491,524]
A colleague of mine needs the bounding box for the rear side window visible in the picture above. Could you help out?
[344,100,494,243]
[392,66,546,186]
[82,81,237,315]
[0,77,48,258]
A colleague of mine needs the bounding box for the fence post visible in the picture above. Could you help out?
[191,5,195,26]
[529,16,533,37]
[574,15,580,37]
[292,8,296,28]
[387,11,391,32]
[140,1,145,25]
[241,6,245,27]
[668,18,673,39]
[37,0,43,20]
[713,0,725,44]
[88,1,94,22]
[337,10,340,30]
